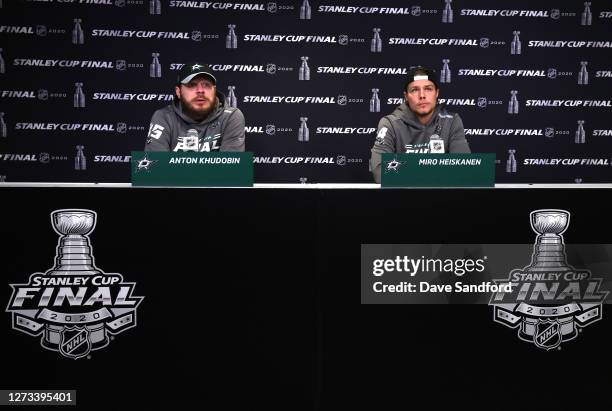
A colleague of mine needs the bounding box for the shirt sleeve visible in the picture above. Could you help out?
[370,117,396,183]
[448,115,471,153]
[220,109,246,152]
[144,109,173,151]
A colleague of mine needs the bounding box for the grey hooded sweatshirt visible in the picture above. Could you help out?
[144,91,245,152]
[370,103,470,183]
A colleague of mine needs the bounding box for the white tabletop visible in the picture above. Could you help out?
[1,183,611,189]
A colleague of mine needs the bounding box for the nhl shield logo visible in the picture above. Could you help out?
[479,38,490,48]
[59,326,92,359]
[550,9,560,20]
[191,31,202,42]
[411,6,421,16]
[115,60,127,71]
[544,127,555,138]
[267,2,277,13]
[547,68,557,79]
[336,155,346,166]
[337,95,348,106]
[37,89,49,101]
[266,63,277,75]
[534,319,562,351]
[477,97,488,108]
[338,35,348,46]
[116,122,127,134]
[265,124,276,135]
[39,152,50,164]
[36,25,48,37]
[115,0,126,7]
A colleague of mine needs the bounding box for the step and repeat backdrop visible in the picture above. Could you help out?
[0,0,611,183]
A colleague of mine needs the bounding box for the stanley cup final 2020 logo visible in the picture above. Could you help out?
[6,210,143,359]
[490,210,608,350]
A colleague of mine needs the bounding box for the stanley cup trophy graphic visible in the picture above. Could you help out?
[0,48,5,74]
[42,211,106,355]
[578,61,589,85]
[441,59,451,83]
[508,90,519,114]
[506,149,517,173]
[149,0,161,15]
[227,86,237,108]
[0,112,6,138]
[226,25,237,49]
[6,209,144,359]
[442,0,453,23]
[149,53,161,78]
[298,117,309,142]
[489,210,608,349]
[581,2,592,26]
[370,28,382,53]
[300,0,311,20]
[299,56,310,80]
[75,145,86,171]
[72,18,84,45]
[369,88,380,113]
[74,82,85,108]
[575,120,586,144]
[511,31,521,55]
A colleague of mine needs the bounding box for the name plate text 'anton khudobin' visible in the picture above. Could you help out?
[130,151,253,187]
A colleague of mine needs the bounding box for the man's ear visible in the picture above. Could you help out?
[175,86,181,100]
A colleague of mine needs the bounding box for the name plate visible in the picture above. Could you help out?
[131,151,253,187]
[381,153,495,187]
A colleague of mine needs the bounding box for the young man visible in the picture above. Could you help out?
[144,62,245,152]
[370,66,470,183]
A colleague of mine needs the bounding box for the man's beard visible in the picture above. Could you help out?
[181,95,216,121]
